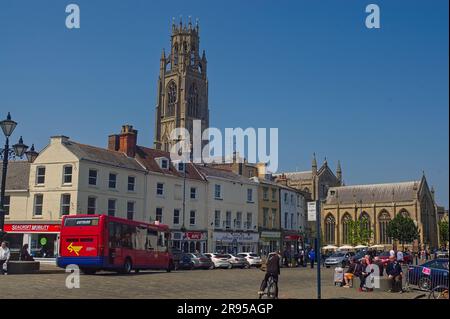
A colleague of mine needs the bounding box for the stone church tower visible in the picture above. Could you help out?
[154,18,209,152]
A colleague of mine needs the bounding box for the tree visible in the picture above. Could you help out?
[438,220,449,249]
[387,214,420,250]
[347,217,373,246]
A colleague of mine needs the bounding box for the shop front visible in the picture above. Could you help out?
[283,232,302,251]
[170,231,208,253]
[3,223,61,259]
[212,231,259,254]
[259,231,281,256]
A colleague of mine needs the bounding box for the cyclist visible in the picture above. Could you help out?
[258,250,281,297]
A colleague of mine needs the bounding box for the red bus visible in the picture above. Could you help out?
[56,214,174,274]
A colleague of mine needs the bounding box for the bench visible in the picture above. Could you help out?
[6,261,40,274]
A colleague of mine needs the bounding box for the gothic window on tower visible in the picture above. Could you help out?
[190,45,196,66]
[167,81,177,117]
[173,44,179,66]
[188,83,199,117]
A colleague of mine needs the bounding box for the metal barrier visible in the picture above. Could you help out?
[405,264,449,292]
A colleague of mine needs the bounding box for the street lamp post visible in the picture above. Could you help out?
[0,113,31,240]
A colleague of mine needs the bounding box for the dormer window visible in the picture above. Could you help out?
[161,159,169,169]
[156,157,170,170]
[330,190,336,196]
[173,160,185,173]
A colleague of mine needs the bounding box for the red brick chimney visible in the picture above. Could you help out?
[108,134,120,151]
[118,125,138,157]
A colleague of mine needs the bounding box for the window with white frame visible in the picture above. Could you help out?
[246,212,252,230]
[63,165,72,184]
[108,199,116,216]
[214,184,221,199]
[263,187,269,200]
[284,212,288,229]
[236,212,242,229]
[225,211,231,228]
[3,196,10,215]
[128,176,135,191]
[36,166,45,185]
[190,187,197,199]
[156,207,163,222]
[87,196,96,214]
[271,209,277,228]
[214,210,221,228]
[189,210,196,225]
[247,189,253,202]
[34,194,43,216]
[263,208,269,228]
[161,158,169,169]
[88,169,97,186]
[156,183,164,196]
[284,193,288,203]
[127,201,134,220]
[61,194,71,216]
[109,173,117,189]
[173,209,180,225]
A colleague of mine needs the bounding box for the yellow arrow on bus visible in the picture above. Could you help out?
[67,242,83,256]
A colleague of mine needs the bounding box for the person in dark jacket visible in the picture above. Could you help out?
[259,251,281,297]
[386,255,403,292]
[20,244,34,261]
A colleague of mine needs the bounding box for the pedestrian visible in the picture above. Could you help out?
[386,255,403,293]
[0,241,11,275]
[396,250,404,263]
[374,256,384,276]
[343,258,357,288]
[308,249,315,269]
[20,244,34,261]
[283,249,289,268]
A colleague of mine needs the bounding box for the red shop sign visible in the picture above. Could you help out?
[4,224,61,233]
[284,235,301,240]
[186,232,203,240]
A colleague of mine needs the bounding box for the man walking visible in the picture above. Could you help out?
[0,241,11,275]
[308,248,315,269]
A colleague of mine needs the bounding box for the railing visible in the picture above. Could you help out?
[405,264,449,292]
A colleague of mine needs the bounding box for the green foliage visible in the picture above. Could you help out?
[347,217,373,246]
[387,214,420,249]
[438,220,449,248]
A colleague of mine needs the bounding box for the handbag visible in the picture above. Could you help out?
[2,261,7,272]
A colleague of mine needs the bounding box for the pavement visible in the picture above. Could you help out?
[0,264,425,299]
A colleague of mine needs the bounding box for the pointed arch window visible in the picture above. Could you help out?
[379,211,392,244]
[325,214,336,244]
[360,211,371,235]
[190,44,196,66]
[399,209,410,218]
[173,44,179,66]
[342,213,352,244]
[188,83,199,117]
[166,81,177,117]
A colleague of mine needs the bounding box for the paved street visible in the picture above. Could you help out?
[1,264,424,299]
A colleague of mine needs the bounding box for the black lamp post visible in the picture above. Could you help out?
[0,113,32,240]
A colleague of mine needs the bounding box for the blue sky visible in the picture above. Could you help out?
[0,0,448,206]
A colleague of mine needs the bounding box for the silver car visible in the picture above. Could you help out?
[324,252,354,268]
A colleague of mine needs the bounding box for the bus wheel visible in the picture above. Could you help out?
[167,261,174,273]
[122,258,132,274]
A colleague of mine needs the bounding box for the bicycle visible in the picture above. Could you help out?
[258,275,278,299]
[428,286,448,300]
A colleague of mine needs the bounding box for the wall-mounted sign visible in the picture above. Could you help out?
[307,202,317,221]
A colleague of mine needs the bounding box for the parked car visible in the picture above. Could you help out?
[178,253,213,270]
[237,252,262,267]
[407,258,449,290]
[436,250,449,258]
[225,254,249,268]
[378,251,413,266]
[324,252,355,268]
[204,253,232,269]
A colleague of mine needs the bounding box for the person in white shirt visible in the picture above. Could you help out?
[396,250,404,263]
[0,241,11,275]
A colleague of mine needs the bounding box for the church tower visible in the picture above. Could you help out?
[154,17,209,152]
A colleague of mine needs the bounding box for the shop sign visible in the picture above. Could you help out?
[4,224,61,233]
[260,231,281,239]
[213,232,259,243]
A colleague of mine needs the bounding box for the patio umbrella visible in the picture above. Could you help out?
[338,245,354,250]
[355,245,368,249]
[322,245,338,251]
[369,244,385,249]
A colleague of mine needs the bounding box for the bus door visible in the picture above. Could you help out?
[146,228,158,268]
[156,231,169,268]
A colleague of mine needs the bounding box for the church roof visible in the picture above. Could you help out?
[0,161,30,191]
[326,181,421,205]
[274,171,313,181]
